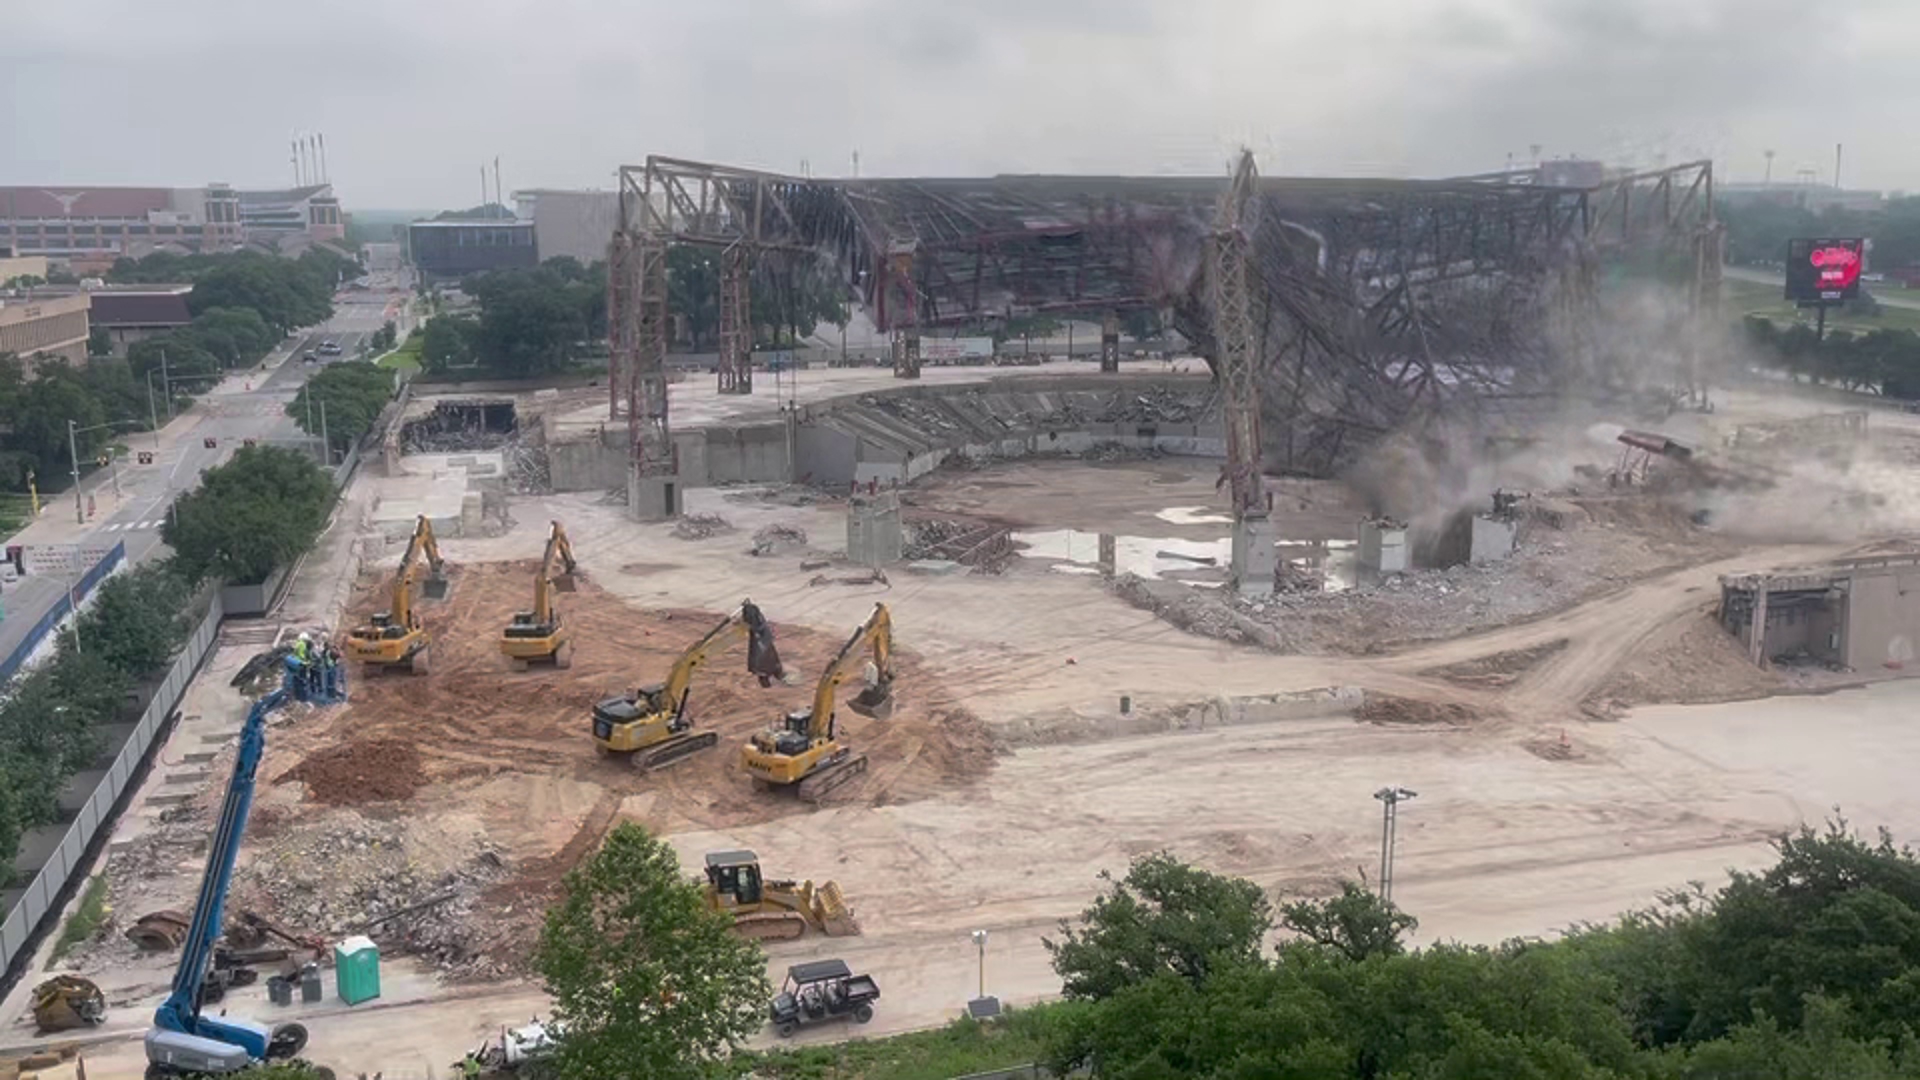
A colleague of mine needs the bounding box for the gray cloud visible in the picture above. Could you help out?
[2,0,1917,207]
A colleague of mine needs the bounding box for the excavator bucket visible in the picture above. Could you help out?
[552,569,578,593]
[847,682,893,720]
[811,880,861,937]
[127,909,190,950]
[746,627,785,685]
[423,571,450,600]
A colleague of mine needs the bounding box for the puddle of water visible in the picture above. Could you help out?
[1013,530,1230,581]
[1155,506,1233,526]
[1013,529,1359,592]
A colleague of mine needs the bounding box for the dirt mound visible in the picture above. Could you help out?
[1355,693,1481,726]
[1588,610,1783,711]
[1422,639,1570,688]
[275,739,427,805]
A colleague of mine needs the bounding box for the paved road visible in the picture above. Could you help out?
[0,292,386,664]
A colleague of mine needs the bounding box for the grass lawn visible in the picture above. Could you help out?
[1723,278,1920,335]
[376,332,424,374]
[49,875,109,965]
[744,1010,1059,1080]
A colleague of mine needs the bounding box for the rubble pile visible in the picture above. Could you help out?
[671,513,735,540]
[1089,386,1214,424]
[1082,441,1170,463]
[401,403,516,454]
[903,519,1015,572]
[238,816,513,978]
[749,524,808,556]
[505,441,551,494]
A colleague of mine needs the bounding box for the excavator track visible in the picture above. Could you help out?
[797,752,869,802]
[641,731,719,772]
[730,911,810,941]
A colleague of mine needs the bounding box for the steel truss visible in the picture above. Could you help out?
[609,156,1718,478]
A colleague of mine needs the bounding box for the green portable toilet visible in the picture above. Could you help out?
[334,935,381,1005]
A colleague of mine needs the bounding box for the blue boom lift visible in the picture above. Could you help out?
[145,688,315,1076]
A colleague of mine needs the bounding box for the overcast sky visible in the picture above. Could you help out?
[4,0,1915,209]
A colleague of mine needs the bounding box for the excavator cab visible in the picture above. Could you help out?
[773,710,815,756]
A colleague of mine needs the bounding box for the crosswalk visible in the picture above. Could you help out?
[98,520,165,533]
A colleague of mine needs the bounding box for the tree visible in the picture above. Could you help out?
[289,361,394,453]
[71,562,194,676]
[1044,851,1272,1001]
[420,315,480,372]
[163,445,334,584]
[476,285,585,375]
[189,307,277,368]
[87,326,113,358]
[128,332,220,382]
[536,823,769,1080]
[1279,881,1418,962]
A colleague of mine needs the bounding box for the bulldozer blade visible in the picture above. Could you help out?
[642,731,719,772]
[423,574,450,600]
[813,880,861,936]
[847,686,893,720]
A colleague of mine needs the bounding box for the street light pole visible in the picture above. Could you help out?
[319,400,330,466]
[970,929,988,1000]
[146,370,161,449]
[1373,786,1417,905]
[68,419,84,525]
[160,347,173,421]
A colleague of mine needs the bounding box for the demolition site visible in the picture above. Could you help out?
[5,156,1920,1077]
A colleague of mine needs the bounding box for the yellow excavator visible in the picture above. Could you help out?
[344,514,448,676]
[741,602,893,801]
[702,850,859,941]
[501,520,579,670]
[592,600,787,770]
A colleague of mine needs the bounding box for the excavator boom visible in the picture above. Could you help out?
[502,521,579,669]
[591,600,785,765]
[741,603,891,800]
[346,515,448,675]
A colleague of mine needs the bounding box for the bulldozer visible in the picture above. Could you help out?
[344,515,449,676]
[702,850,859,941]
[741,602,892,801]
[501,520,579,670]
[592,600,786,770]
[30,977,104,1034]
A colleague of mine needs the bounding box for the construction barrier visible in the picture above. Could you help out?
[0,592,224,979]
[0,541,126,685]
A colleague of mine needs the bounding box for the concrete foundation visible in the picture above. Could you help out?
[1358,519,1410,574]
[1470,515,1520,563]
[847,491,904,565]
[1230,513,1278,596]
[628,472,684,522]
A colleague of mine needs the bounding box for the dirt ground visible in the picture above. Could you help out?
[239,559,997,967]
[22,375,1920,1079]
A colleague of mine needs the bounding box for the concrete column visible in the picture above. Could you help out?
[1230,513,1277,596]
[1098,533,1116,577]
[847,491,903,564]
[1100,311,1121,373]
[628,470,683,522]
[1748,577,1769,668]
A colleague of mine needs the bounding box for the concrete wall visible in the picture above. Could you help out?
[218,564,290,618]
[1845,565,1920,670]
[703,424,790,485]
[548,435,628,492]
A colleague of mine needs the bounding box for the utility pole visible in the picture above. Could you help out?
[1373,786,1418,905]
[319,400,331,465]
[68,420,84,525]
[146,371,161,448]
[160,348,173,421]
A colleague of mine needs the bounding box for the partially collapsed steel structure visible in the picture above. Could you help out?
[607,155,1721,499]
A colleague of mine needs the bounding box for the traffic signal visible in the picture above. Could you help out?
[243,438,258,448]
[137,451,154,465]
[203,437,217,449]
[95,454,109,468]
